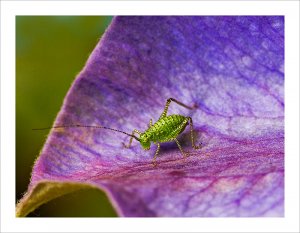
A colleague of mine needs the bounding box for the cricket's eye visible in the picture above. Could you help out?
[140,133,149,141]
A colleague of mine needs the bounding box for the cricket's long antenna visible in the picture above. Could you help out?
[32,124,140,141]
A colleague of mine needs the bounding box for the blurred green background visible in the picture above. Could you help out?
[16,16,117,217]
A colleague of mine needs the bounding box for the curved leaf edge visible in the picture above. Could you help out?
[15,180,120,217]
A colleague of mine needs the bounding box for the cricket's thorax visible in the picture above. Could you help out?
[142,114,188,143]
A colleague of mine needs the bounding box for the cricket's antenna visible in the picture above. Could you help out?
[32,124,140,141]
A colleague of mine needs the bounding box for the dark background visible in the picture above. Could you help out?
[16,16,117,217]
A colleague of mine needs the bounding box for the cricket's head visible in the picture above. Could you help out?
[139,133,151,150]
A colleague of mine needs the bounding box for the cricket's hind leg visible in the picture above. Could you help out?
[149,119,153,127]
[159,98,194,119]
[187,117,202,150]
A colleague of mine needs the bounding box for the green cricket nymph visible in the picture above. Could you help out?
[122,98,202,166]
[33,98,202,166]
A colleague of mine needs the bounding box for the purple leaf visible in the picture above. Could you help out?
[17,16,284,217]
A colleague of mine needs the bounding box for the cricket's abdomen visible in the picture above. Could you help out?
[147,114,188,143]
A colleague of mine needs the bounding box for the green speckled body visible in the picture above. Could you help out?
[142,114,188,143]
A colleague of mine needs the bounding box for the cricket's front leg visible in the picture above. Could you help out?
[123,129,141,148]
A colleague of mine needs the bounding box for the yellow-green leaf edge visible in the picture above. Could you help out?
[16,181,98,217]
